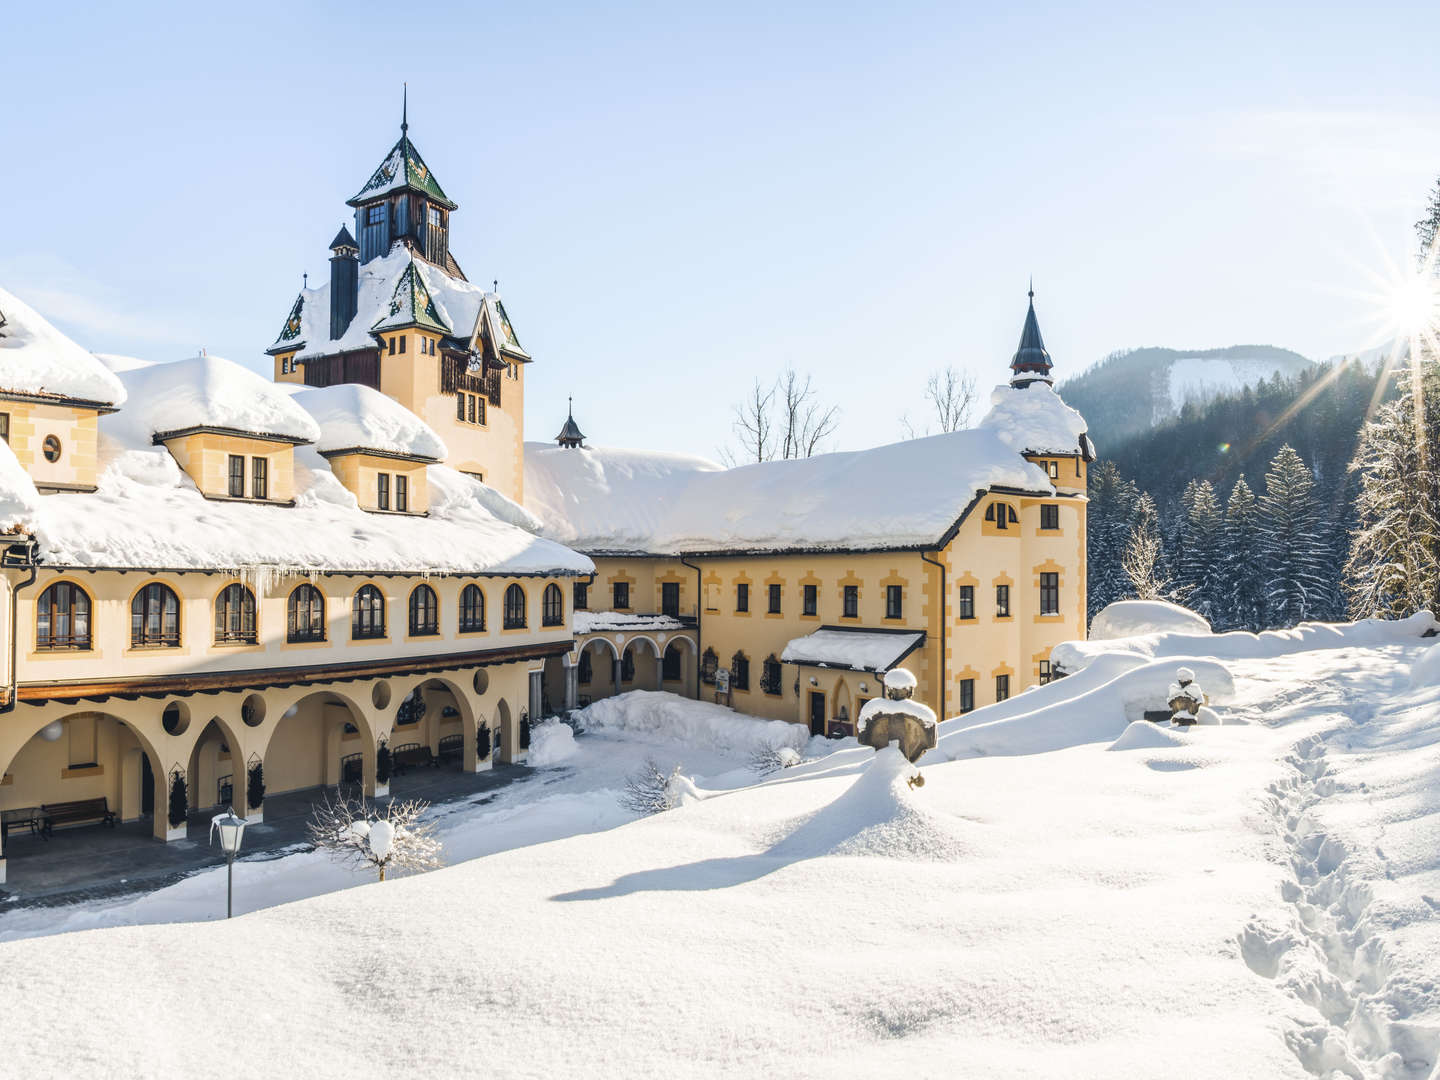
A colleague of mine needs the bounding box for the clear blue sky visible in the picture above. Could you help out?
[4,2,1438,458]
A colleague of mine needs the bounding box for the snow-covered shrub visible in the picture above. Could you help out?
[1090,600,1211,640]
[749,745,802,774]
[308,791,442,882]
[620,758,686,815]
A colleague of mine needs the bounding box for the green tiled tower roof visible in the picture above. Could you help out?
[347,134,457,211]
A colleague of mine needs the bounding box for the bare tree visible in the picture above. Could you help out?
[620,757,685,815]
[720,369,839,463]
[721,377,778,465]
[901,365,978,439]
[778,369,840,459]
[1121,494,1191,603]
[308,791,443,882]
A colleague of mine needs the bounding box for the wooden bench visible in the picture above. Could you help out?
[436,734,464,767]
[40,797,116,837]
[392,743,433,775]
[1,806,43,842]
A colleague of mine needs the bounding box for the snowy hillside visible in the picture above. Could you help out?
[1059,344,1314,443]
[4,615,1440,1078]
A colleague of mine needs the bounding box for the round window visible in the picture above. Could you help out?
[42,435,62,463]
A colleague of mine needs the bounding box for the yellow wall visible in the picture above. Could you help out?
[272,351,302,383]
[161,432,296,502]
[326,452,430,514]
[375,330,526,503]
[1,398,101,491]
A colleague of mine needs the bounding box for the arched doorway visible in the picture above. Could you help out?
[261,691,373,797]
[385,678,476,772]
[661,637,697,696]
[578,638,619,706]
[622,637,661,692]
[541,654,574,718]
[495,698,515,765]
[186,717,245,812]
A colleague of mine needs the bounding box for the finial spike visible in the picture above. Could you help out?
[402,83,408,135]
[303,272,308,289]
[1028,275,1034,301]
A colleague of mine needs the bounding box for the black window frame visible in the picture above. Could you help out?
[131,581,180,648]
[0,412,10,443]
[573,581,588,611]
[542,583,564,627]
[352,584,386,640]
[395,474,408,513]
[996,584,1011,618]
[767,583,781,614]
[214,583,257,645]
[736,583,749,612]
[661,581,680,617]
[377,473,390,511]
[36,581,92,651]
[959,678,975,713]
[885,585,903,620]
[504,584,527,629]
[958,584,975,620]
[802,584,818,617]
[1040,503,1059,530]
[761,656,783,696]
[459,583,486,632]
[1040,572,1060,615]
[731,652,750,692]
[251,456,268,500]
[228,454,245,498]
[408,584,439,636]
[996,674,1010,702]
[842,585,858,619]
[287,583,327,643]
[1039,659,1052,685]
[613,581,630,610]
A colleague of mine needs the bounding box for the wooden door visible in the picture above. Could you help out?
[809,691,826,736]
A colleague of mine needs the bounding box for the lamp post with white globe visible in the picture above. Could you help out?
[209,808,248,918]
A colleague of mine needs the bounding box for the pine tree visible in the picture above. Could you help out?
[1344,363,1440,618]
[1221,477,1265,631]
[1416,176,1440,262]
[1177,479,1223,622]
[1086,461,1142,622]
[1257,445,1331,627]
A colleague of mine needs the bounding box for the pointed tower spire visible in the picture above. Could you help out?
[402,83,408,135]
[1009,280,1053,388]
[555,396,587,448]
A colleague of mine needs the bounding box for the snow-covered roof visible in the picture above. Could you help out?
[0,286,126,406]
[0,438,40,534]
[273,245,528,361]
[347,134,456,209]
[9,357,587,576]
[524,383,1090,555]
[106,355,321,445]
[292,383,447,460]
[573,611,688,635]
[781,628,926,672]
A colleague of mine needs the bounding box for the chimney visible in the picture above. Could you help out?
[328,225,360,340]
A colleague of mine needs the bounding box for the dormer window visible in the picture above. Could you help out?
[228,455,245,498]
[252,457,268,500]
[396,475,408,512]
[377,473,390,510]
[428,206,442,228]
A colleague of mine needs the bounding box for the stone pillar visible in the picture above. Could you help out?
[612,657,622,693]
[655,653,665,691]
[565,664,578,711]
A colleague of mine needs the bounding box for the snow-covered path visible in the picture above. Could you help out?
[1,624,1438,1078]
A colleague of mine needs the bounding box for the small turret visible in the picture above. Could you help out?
[555,397,586,448]
[329,225,359,339]
[1010,282,1054,388]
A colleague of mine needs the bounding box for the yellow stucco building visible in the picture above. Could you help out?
[0,119,1091,889]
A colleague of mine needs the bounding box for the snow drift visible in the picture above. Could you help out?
[576,691,808,757]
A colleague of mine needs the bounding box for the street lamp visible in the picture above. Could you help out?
[209,808,248,918]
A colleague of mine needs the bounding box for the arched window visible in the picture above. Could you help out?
[459,584,485,633]
[503,584,526,629]
[542,583,564,627]
[352,585,385,639]
[578,649,593,684]
[214,584,256,644]
[409,584,439,636]
[662,642,683,681]
[287,584,326,643]
[700,647,718,685]
[731,651,750,691]
[761,655,783,695]
[36,581,91,650]
[131,582,180,648]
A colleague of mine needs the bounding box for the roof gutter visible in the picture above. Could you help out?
[919,550,946,721]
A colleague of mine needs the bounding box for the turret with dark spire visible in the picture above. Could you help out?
[555,398,586,448]
[1009,281,1054,388]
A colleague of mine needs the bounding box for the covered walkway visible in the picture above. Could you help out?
[0,762,533,909]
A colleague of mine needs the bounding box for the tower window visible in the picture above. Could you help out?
[1041,504,1059,530]
[428,207,442,227]
[395,474,408,512]
[377,473,390,511]
[388,337,396,356]
[367,205,385,225]
[1040,572,1060,615]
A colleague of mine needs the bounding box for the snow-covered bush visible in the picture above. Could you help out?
[749,745,802,774]
[1090,600,1211,640]
[308,792,442,882]
[620,758,686,815]
[577,690,807,758]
